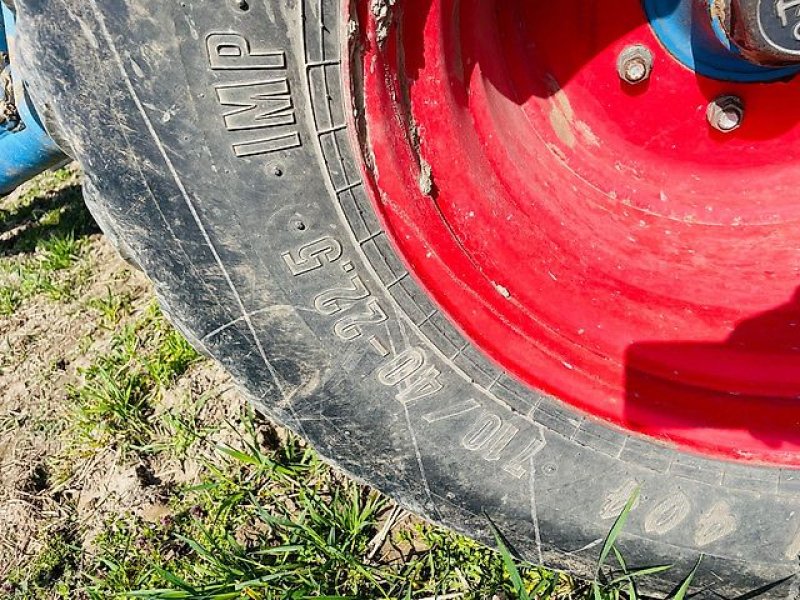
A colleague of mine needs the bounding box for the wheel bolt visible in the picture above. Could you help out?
[617,45,653,85]
[706,95,744,133]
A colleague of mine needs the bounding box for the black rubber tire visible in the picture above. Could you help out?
[13,1,800,596]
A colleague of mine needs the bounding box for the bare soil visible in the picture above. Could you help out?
[0,168,246,579]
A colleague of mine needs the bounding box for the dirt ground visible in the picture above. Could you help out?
[0,166,238,574]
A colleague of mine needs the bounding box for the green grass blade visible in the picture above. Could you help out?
[596,486,640,577]
[593,581,604,600]
[486,515,531,600]
[612,546,627,573]
[147,566,196,595]
[125,591,190,599]
[628,578,639,600]
[128,592,195,599]
[252,544,304,556]
[608,564,672,586]
[671,555,703,600]
[215,444,266,467]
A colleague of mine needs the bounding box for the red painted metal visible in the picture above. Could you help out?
[347,0,800,465]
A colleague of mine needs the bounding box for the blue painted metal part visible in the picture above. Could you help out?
[0,4,67,195]
[643,0,800,81]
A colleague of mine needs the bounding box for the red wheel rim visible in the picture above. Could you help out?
[347,0,800,466]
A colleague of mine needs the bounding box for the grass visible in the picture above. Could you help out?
[67,301,201,455]
[0,168,705,599]
[88,287,134,329]
[0,167,95,315]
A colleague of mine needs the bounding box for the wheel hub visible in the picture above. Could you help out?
[349,0,800,465]
[644,0,800,81]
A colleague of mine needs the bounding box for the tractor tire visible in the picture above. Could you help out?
[12,1,800,596]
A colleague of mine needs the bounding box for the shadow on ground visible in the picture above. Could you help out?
[0,181,98,256]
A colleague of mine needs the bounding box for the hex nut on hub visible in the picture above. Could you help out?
[617,44,654,84]
[706,95,744,133]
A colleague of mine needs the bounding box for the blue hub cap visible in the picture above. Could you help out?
[643,0,800,82]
